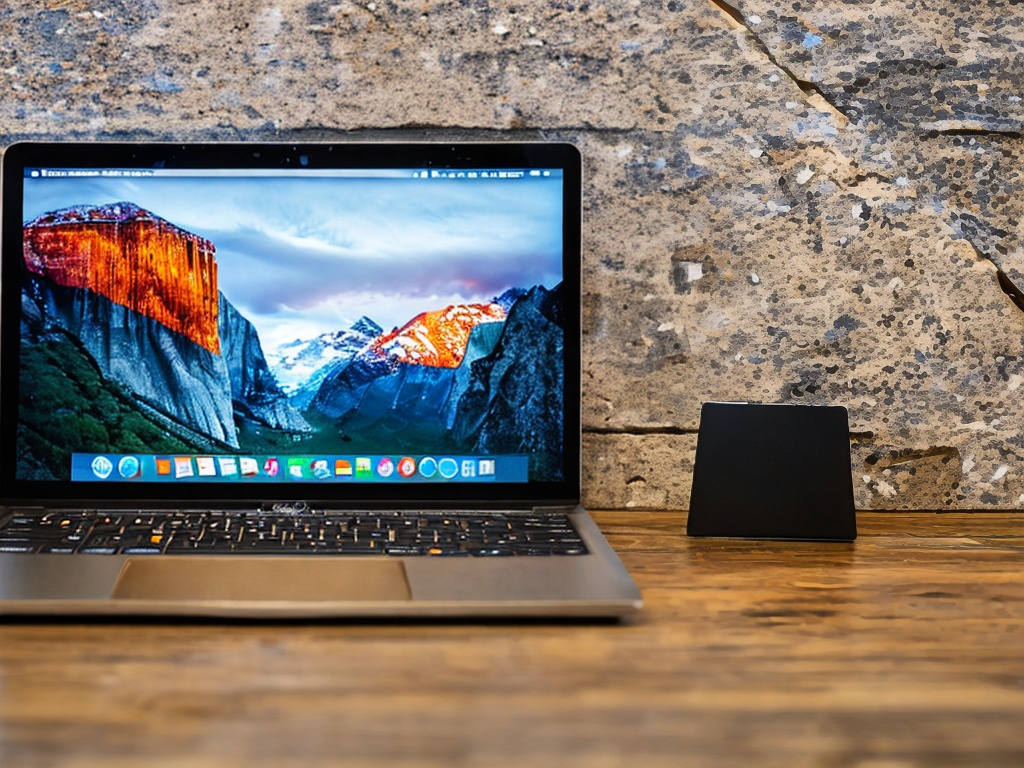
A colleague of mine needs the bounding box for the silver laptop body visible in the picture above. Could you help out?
[0,141,641,618]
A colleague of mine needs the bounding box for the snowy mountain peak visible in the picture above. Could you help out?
[370,303,506,368]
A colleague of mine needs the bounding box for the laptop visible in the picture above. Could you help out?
[0,141,641,619]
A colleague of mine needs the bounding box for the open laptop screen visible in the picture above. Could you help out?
[1,143,581,507]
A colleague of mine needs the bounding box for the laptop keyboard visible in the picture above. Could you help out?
[0,509,588,556]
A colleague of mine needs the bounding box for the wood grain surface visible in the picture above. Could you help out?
[1,511,1022,768]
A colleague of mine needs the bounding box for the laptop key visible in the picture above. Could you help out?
[0,544,38,553]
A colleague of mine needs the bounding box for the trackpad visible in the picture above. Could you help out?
[112,557,411,602]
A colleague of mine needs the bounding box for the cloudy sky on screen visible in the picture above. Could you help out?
[23,173,563,350]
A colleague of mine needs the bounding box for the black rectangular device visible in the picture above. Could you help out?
[687,402,857,541]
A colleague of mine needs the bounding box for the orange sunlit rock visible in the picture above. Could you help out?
[370,303,506,368]
[23,203,221,354]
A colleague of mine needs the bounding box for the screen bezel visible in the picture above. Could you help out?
[0,141,582,509]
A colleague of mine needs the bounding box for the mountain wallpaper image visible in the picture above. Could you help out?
[17,174,565,483]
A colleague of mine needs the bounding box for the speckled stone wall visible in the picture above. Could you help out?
[3,0,1023,511]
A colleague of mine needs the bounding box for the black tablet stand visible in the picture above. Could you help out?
[686,402,857,541]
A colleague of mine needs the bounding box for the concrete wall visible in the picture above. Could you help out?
[4,1,1023,510]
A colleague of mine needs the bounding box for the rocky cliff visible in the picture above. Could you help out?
[218,294,312,434]
[22,273,239,448]
[451,283,565,481]
[21,202,311,448]
[23,202,220,355]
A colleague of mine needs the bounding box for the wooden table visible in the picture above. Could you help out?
[1,511,1022,767]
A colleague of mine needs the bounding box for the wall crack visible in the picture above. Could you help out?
[585,426,698,436]
[954,221,1024,314]
[706,0,851,124]
[923,127,1023,140]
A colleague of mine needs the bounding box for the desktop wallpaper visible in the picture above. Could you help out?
[16,172,566,483]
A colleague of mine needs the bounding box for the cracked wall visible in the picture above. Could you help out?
[3,0,1023,510]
